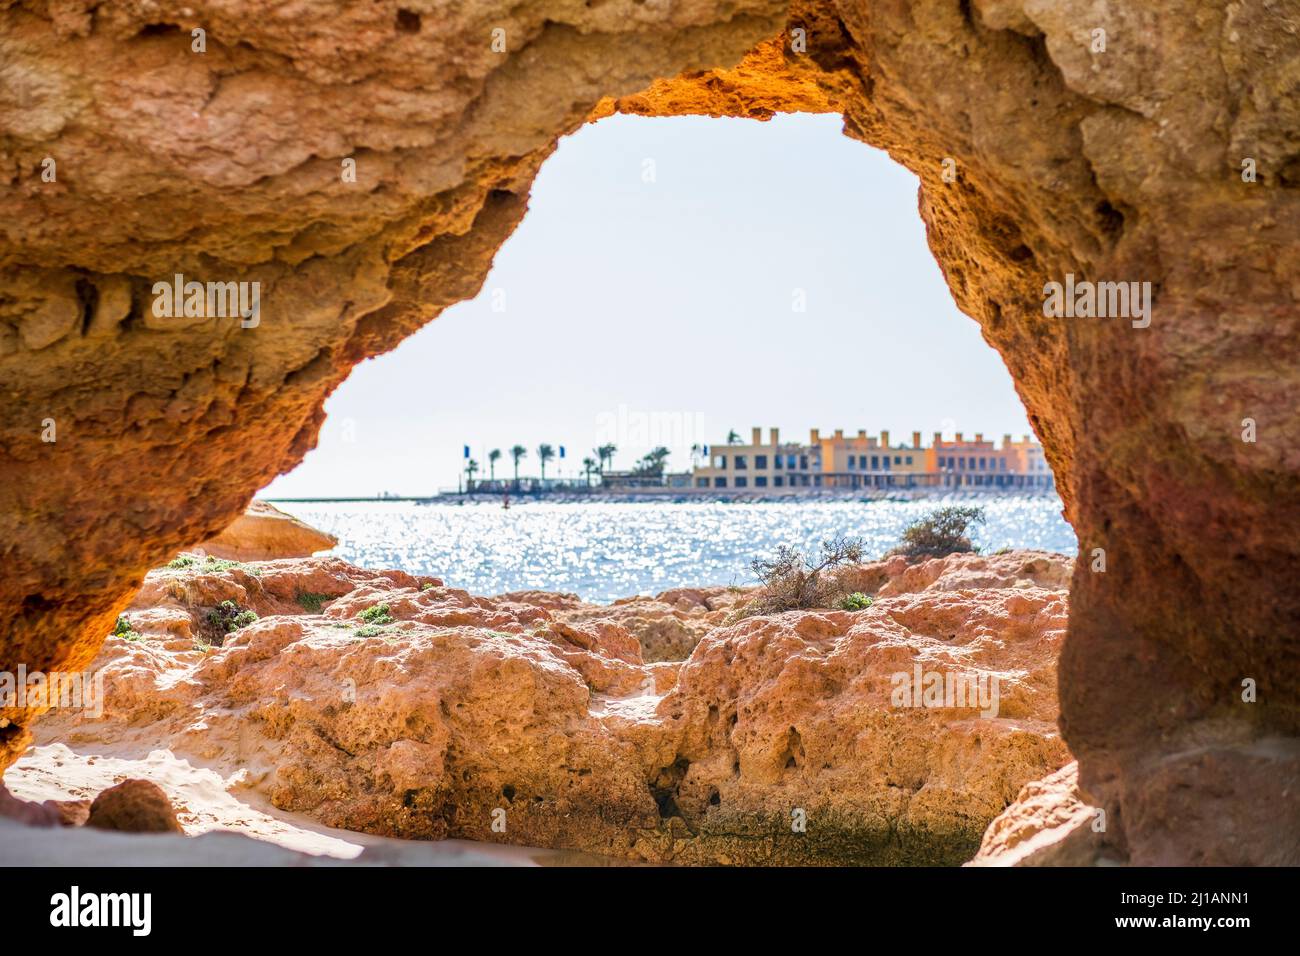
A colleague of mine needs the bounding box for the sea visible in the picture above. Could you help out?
[274,495,1074,604]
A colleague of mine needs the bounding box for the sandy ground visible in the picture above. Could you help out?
[3,744,620,866]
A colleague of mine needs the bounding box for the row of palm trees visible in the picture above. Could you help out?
[464,443,621,486]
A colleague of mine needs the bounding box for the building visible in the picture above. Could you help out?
[1003,436,1054,489]
[932,432,1054,489]
[692,427,821,490]
[690,426,1054,491]
[814,428,934,489]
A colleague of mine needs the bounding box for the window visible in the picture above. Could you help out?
[712,454,726,469]
[847,455,856,470]
[894,455,902,465]
[969,457,976,469]
[883,457,891,470]
[755,455,767,469]
[871,455,879,469]
[713,477,727,488]
[755,476,768,487]
[734,455,748,469]
[774,455,783,469]
[906,455,913,465]
[735,476,748,488]
[774,476,784,487]
[695,478,708,488]
[800,455,809,470]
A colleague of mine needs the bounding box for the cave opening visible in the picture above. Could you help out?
[262,112,1068,601]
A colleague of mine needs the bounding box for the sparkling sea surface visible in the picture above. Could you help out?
[275,496,1075,604]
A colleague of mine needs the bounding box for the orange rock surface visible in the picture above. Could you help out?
[189,500,337,562]
[30,550,1070,864]
[1,0,1297,862]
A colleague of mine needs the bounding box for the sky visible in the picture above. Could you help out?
[262,112,1032,498]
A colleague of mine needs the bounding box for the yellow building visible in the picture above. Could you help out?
[692,427,820,490]
[689,427,1053,492]
[814,428,932,489]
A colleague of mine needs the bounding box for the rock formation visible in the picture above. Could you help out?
[85,779,185,834]
[967,761,1114,866]
[1,1,1297,861]
[541,586,747,663]
[188,500,337,562]
[24,550,1070,864]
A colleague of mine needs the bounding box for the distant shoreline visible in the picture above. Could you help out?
[266,489,1064,506]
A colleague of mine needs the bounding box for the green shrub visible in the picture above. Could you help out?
[891,506,985,561]
[296,592,331,613]
[358,603,393,625]
[420,582,435,592]
[112,615,143,641]
[207,600,259,635]
[839,592,873,611]
[198,555,262,576]
[168,553,262,575]
[354,624,384,638]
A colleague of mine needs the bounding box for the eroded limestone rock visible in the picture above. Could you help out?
[85,778,184,834]
[2,0,1297,861]
[187,500,337,562]
[26,550,1071,864]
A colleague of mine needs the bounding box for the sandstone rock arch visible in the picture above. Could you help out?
[1,1,1297,863]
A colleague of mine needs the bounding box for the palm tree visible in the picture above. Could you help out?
[582,456,598,485]
[634,446,671,477]
[488,448,501,481]
[596,443,617,472]
[537,443,556,480]
[510,445,527,483]
[726,430,741,445]
[465,458,479,490]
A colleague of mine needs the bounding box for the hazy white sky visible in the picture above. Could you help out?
[263,112,1031,497]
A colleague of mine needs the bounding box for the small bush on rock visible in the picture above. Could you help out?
[732,535,865,620]
[358,603,393,625]
[112,615,143,641]
[206,600,258,639]
[839,592,873,611]
[891,506,985,561]
[296,592,331,613]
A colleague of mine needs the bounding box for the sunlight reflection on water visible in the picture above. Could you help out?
[277,496,1074,603]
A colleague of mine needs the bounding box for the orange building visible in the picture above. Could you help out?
[690,427,1054,492]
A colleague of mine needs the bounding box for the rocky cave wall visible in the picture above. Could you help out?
[1,0,1297,863]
